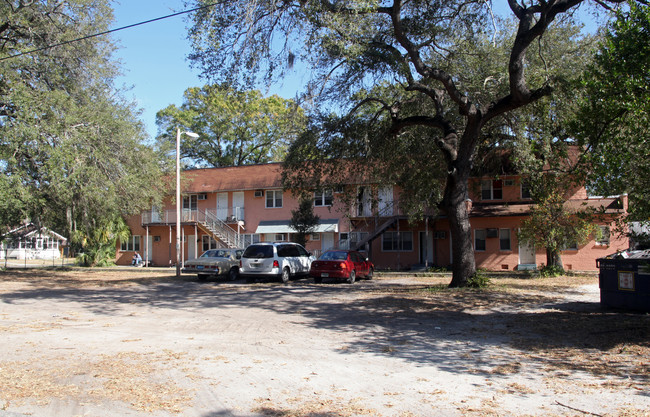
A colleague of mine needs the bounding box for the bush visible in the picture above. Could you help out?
[467,269,491,288]
[538,264,565,278]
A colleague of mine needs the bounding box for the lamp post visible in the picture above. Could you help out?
[176,128,199,277]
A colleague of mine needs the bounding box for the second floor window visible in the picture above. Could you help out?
[521,180,532,199]
[266,190,283,208]
[481,179,503,200]
[314,190,333,207]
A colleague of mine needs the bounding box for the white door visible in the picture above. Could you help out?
[217,193,228,220]
[188,235,197,260]
[322,233,335,251]
[518,238,536,265]
[147,235,153,262]
[232,192,244,221]
[378,186,393,215]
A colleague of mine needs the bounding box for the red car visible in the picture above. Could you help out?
[310,250,374,284]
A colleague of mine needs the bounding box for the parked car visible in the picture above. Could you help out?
[240,242,315,283]
[182,248,244,281]
[310,250,374,284]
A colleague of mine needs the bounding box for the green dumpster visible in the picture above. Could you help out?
[597,250,650,312]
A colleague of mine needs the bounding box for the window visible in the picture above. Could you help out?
[241,234,261,247]
[202,236,218,252]
[597,226,610,245]
[499,229,511,251]
[521,180,532,199]
[382,231,413,252]
[310,233,320,241]
[474,229,486,251]
[120,236,141,251]
[274,233,286,241]
[481,179,503,200]
[314,190,333,206]
[266,190,283,208]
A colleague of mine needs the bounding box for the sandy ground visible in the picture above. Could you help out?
[0,268,649,417]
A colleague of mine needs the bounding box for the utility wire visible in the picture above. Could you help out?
[0,1,219,63]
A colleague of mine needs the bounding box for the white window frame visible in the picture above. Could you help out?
[266,190,283,208]
[314,190,333,207]
[597,226,610,246]
[202,236,218,252]
[120,236,141,251]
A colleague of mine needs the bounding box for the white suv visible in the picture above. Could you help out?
[240,242,315,283]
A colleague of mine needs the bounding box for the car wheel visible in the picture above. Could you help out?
[281,267,291,283]
[229,268,239,281]
[197,274,208,281]
[366,268,373,280]
[347,270,356,284]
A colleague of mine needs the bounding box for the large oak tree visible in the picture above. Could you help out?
[186,0,635,287]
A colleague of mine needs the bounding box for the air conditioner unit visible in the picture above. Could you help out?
[197,193,207,200]
[153,236,161,242]
[254,190,264,198]
[504,179,515,187]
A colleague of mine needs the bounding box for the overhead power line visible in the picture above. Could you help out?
[0,2,219,63]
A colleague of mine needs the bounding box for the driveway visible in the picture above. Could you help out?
[0,269,648,416]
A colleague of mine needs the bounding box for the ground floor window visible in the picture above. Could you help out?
[241,234,261,247]
[499,229,511,251]
[120,236,141,251]
[474,229,486,251]
[382,231,413,252]
[202,236,218,252]
[597,226,610,246]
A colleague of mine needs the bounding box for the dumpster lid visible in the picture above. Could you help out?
[600,249,650,260]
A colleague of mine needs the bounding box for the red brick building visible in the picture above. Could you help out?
[117,163,628,271]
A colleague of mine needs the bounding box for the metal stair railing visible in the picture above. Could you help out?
[348,200,401,250]
[197,209,243,248]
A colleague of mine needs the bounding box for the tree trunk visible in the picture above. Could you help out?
[546,248,563,269]
[445,167,476,288]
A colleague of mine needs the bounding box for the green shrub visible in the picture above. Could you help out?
[467,269,491,288]
[538,264,565,278]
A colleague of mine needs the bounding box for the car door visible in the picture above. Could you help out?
[295,245,312,273]
[351,252,367,276]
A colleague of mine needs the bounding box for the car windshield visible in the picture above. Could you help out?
[319,251,348,261]
[243,245,274,258]
[200,250,229,258]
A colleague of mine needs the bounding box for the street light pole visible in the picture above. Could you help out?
[176,128,199,277]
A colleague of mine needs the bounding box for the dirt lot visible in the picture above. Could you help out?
[0,268,648,417]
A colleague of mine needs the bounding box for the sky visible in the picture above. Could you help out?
[110,0,304,140]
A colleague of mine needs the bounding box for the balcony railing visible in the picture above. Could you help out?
[141,207,245,225]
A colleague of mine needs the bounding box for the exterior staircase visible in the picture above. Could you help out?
[197,210,243,248]
[349,200,401,251]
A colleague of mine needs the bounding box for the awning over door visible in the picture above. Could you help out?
[255,219,339,234]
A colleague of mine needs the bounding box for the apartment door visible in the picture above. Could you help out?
[378,186,393,216]
[419,231,433,266]
[357,187,372,217]
[518,238,536,266]
[183,195,198,221]
[216,193,228,220]
[232,192,244,221]
[322,233,335,251]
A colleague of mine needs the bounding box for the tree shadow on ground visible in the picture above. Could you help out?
[1,271,649,387]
